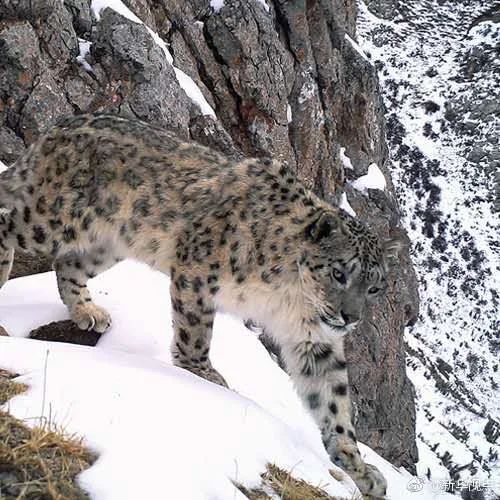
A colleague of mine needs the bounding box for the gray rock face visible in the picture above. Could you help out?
[0,0,57,22]
[92,9,192,134]
[0,0,419,470]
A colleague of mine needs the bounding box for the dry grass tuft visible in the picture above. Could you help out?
[0,369,97,499]
[235,463,349,499]
[263,464,336,499]
[0,368,27,405]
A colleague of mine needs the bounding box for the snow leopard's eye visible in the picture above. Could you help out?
[368,286,381,295]
[332,268,346,284]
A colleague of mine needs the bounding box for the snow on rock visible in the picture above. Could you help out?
[0,261,449,499]
[298,79,316,104]
[344,34,373,66]
[466,20,499,48]
[172,68,217,119]
[255,0,270,12]
[211,0,269,13]
[210,0,225,12]
[286,104,292,124]
[339,192,357,217]
[0,160,8,173]
[91,0,216,119]
[76,39,93,73]
[351,163,386,193]
[339,147,354,170]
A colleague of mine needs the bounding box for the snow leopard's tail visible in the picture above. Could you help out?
[0,158,24,206]
[0,247,14,287]
[0,163,16,287]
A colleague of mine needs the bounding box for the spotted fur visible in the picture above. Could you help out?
[0,113,401,497]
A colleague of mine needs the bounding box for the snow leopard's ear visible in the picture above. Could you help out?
[307,212,340,242]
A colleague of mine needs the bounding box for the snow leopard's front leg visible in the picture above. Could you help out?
[169,269,228,388]
[281,337,387,498]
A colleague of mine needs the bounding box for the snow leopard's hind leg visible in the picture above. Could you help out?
[169,273,228,388]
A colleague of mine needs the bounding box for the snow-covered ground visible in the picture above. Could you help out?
[357,0,499,495]
[0,261,453,499]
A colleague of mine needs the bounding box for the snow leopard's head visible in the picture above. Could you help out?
[303,209,403,335]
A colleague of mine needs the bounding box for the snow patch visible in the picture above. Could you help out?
[91,0,216,119]
[286,104,292,124]
[339,147,354,170]
[466,20,499,48]
[351,163,386,193]
[339,192,357,217]
[344,34,373,65]
[298,80,316,104]
[173,68,216,118]
[92,0,141,24]
[76,39,93,73]
[255,0,270,12]
[0,160,8,173]
[210,0,225,12]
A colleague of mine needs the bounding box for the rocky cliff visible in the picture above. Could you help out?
[357,0,499,490]
[0,0,419,470]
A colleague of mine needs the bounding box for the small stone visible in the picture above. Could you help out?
[423,100,440,114]
[29,320,102,346]
[467,147,486,163]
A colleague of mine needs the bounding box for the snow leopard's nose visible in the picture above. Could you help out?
[340,310,359,326]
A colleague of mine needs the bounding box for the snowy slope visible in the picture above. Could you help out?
[356,0,499,494]
[0,261,452,499]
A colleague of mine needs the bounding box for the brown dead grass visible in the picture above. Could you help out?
[0,369,28,406]
[0,369,97,499]
[235,463,356,500]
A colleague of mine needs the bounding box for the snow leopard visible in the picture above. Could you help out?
[0,113,402,497]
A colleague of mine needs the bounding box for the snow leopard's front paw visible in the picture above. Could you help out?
[349,463,387,499]
[335,440,387,498]
[71,303,112,333]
